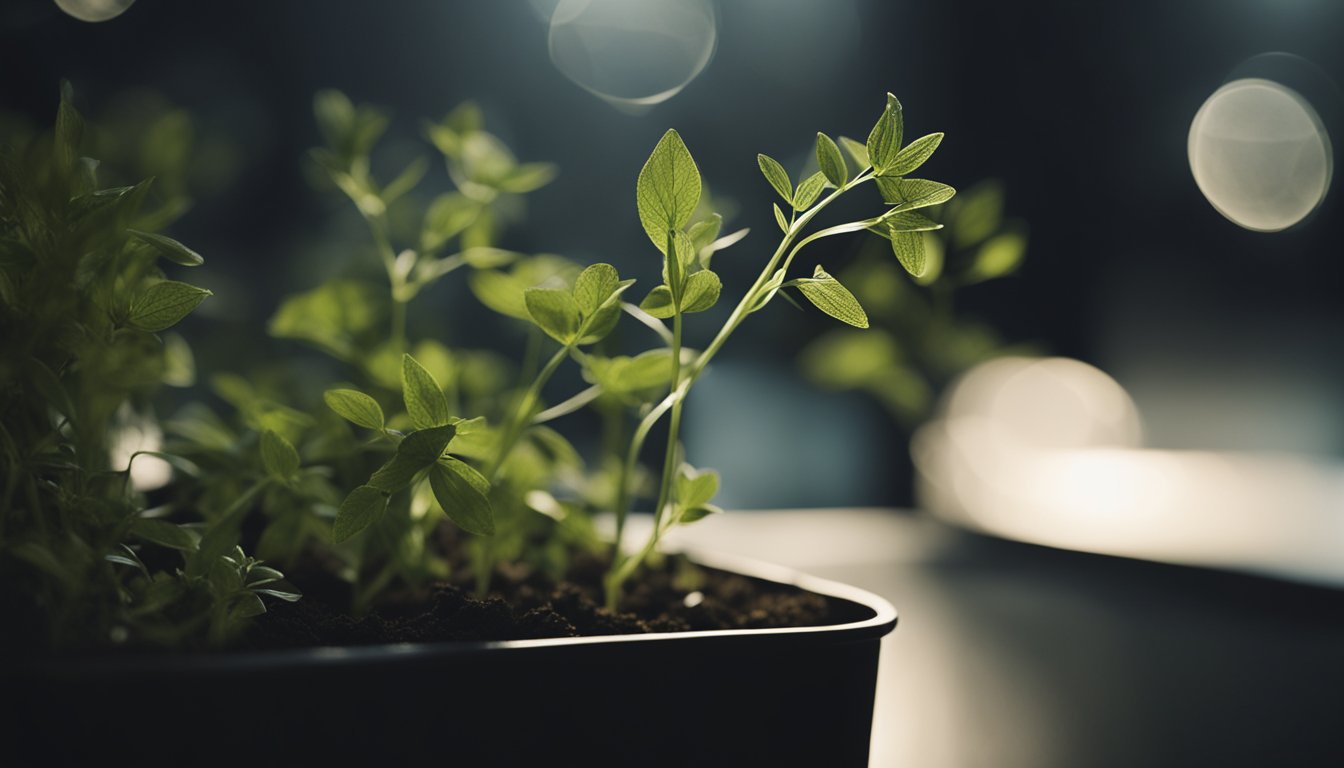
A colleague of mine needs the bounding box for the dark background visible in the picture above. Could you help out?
[3,0,1342,507]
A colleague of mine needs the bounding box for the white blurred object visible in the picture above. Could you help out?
[913,357,1344,586]
[1188,78,1333,232]
[548,0,717,114]
[54,0,134,22]
[109,406,172,493]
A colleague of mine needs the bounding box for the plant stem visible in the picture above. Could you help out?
[485,344,571,483]
[603,171,873,608]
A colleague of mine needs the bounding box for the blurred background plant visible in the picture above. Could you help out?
[798,180,1034,425]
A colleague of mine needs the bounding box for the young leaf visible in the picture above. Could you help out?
[368,424,457,492]
[324,389,385,430]
[429,459,495,536]
[881,210,943,233]
[885,132,944,177]
[524,287,582,344]
[260,430,300,480]
[756,154,793,202]
[129,229,204,267]
[915,233,945,286]
[866,93,904,174]
[875,177,956,211]
[402,354,450,430]
[816,132,848,187]
[131,519,197,551]
[773,203,789,233]
[128,281,212,332]
[790,266,869,328]
[636,129,701,253]
[687,214,722,257]
[680,270,721,314]
[676,466,720,509]
[680,503,723,524]
[965,231,1027,283]
[792,171,828,211]
[839,135,870,169]
[334,485,389,543]
[638,284,675,319]
[573,263,621,316]
[889,230,927,277]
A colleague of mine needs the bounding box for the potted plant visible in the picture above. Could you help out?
[1,85,958,765]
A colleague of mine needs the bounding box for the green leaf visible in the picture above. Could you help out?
[382,157,429,203]
[368,424,457,492]
[866,93,904,174]
[334,485,389,543]
[790,266,869,328]
[792,172,827,211]
[524,287,582,344]
[756,154,793,202]
[636,129,702,254]
[773,203,789,233]
[131,519,197,551]
[495,162,557,194]
[128,229,204,267]
[680,270,721,314]
[429,460,495,536]
[875,177,957,211]
[638,284,675,319]
[402,354,450,429]
[268,280,380,359]
[965,231,1027,283]
[839,136,870,169]
[889,230,927,277]
[680,504,723,524]
[881,211,943,233]
[816,133,848,187]
[676,466,720,509]
[885,132,944,177]
[260,430,300,480]
[950,181,1005,249]
[324,389,385,430]
[128,281,212,332]
[687,214,722,258]
[573,263,621,316]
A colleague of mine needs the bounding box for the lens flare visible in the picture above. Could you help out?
[53,0,134,23]
[1188,78,1332,232]
[548,0,717,114]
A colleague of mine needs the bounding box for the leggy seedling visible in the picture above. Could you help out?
[603,94,955,607]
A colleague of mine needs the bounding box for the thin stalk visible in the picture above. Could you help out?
[603,171,873,608]
[486,344,570,483]
[650,311,683,535]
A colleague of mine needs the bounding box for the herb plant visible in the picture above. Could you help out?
[0,84,298,650]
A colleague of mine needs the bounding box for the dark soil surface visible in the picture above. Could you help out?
[246,551,864,648]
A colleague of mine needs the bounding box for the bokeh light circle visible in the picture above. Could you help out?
[54,0,134,23]
[1188,78,1333,232]
[548,0,717,113]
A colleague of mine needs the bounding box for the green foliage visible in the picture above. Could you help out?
[798,179,1032,423]
[636,129,702,254]
[787,266,869,328]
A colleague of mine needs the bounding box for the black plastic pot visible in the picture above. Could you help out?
[5,551,897,767]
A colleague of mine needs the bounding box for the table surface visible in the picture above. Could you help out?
[660,509,1344,768]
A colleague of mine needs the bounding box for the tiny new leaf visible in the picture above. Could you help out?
[756,153,793,202]
[792,171,828,211]
[128,281,212,332]
[773,203,789,233]
[636,129,701,254]
[816,132,848,187]
[367,424,457,493]
[129,229,204,267]
[402,353,450,429]
[790,266,870,328]
[866,93,904,174]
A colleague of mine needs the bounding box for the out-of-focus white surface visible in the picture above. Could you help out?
[912,356,1344,587]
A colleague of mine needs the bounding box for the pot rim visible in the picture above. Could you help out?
[9,548,897,675]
